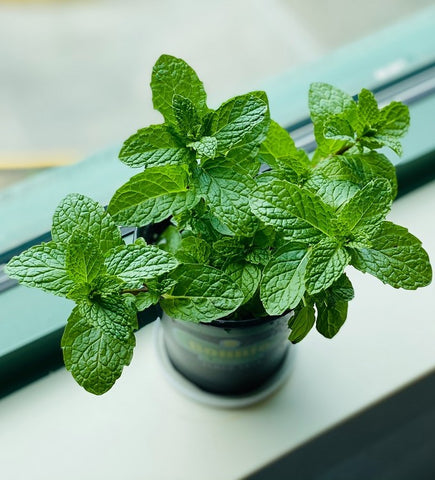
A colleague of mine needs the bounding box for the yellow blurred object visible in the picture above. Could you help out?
[0,151,80,170]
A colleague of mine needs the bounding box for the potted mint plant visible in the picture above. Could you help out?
[6,55,432,396]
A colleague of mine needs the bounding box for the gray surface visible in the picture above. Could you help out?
[0,0,433,162]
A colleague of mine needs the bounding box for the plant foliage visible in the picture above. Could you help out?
[6,55,432,394]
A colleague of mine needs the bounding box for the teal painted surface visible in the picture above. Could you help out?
[0,145,128,253]
[400,95,435,165]
[264,5,435,125]
[0,288,70,355]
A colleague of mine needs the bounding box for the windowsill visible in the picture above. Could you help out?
[0,179,434,479]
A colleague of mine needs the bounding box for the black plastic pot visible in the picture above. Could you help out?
[160,312,291,395]
[136,221,292,395]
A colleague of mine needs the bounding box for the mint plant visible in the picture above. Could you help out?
[6,55,432,395]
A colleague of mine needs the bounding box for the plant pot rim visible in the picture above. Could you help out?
[203,311,292,329]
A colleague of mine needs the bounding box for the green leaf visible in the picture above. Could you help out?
[357,88,379,132]
[350,221,432,289]
[224,261,261,303]
[131,278,176,311]
[94,274,124,294]
[224,91,270,165]
[108,165,197,226]
[198,159,258,236]
[374,101,410,155]
[67,283,92,302]
[309,82,357,124]
[209,93,268,155]
[307,151,398,208]
[160,264,244,322]
[323,117,355,142]
[337,179,392,234]
[288,306,315,343]
[172,94,201,139]
[5,241,74,297]
[175,236,211,264]
[246,247,271,266]
[119,124,192,169]
[328,274,355,302]
[132,291,160,311]
[316,298,348,339]
[305,238,350,294]
[104,243,178,281]
[189,136,217,159]
[151,54,208,125]
[305,175,360,209]
[261,243,310,315]
[66,230,105,284]
[212,237,245,258]
[62,307,135,395]
[258,120,310,176]
[78,295,137,342]
[52,194,122,254]
[309,83,358,162]
[156,225,182,253]
[250,179,335,239]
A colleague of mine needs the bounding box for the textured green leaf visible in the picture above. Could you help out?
[175,236,211,264]
[378,102,409,132]
[251,179,335,239]
[309,83,358,162]
[316,298,348,339]
[224,91,270,165]
[328,274,355,302]
[261,243,310,315]
[108,165,197,226]
[245,247,271,266]
[132,291,160,311]
[357,88,379,132]
[199,159,258,236]
[78,295,137,342]
[258,120,310,176]
[119,124,192,169]
[67,283,92,302]
[350,221,432,289]
[131,278,176,311]
[172,94,201,139]
[306,238,350,294]
[160,264,244,322]
[209,93,268,155]
[374,102,410,155]
[305,175,359,209]
[312,123,348,162]
[151,54,208,125]
[309,83,357,124]
[5,242,74,297]
[225,261,261,303]
[337,179,392,234]
[189,136,217,159]
[289,305,315,343]
[191,211,235,239]
[156,225,182,254]
[66,230,105,284]
[52,194,122,254]
[212,237,245,258]
[104,243,178,281]
[308,152,398,205]
[62,307,135,395]
[323,117,355,142]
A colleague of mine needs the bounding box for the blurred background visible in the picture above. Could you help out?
[0,0,434,188]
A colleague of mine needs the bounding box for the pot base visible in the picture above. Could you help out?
[153,319,296,409]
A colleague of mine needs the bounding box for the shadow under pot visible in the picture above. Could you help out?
[160,311,292,395]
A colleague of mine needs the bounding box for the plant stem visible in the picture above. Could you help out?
[121,285,149,295]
